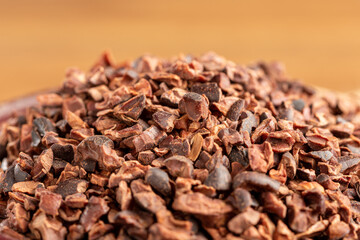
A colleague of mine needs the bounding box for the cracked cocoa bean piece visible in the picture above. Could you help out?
[240,110,258,134]
[297,168,316,181]
[17,152,34,172]
[145,168,171,196]
[338,155,360,173]
[189,133,203,161]
[30,210,67,240]
[115,181,132,211]
[327,214,350,239]
[3,52,360,239]
[32,117,57,137]
[172,192,233,216]
[274,220,295,240]
[6,201,30,233]
[14,163,31,182]
[227,208,260,235]
[35,188,62,216]
[79,196,110,232]
[204,164,231,191]
[281,152,297,179]
[233,171,280,192]
[286,193,309,233]
[51,143,75,162]
[12,181,44,195]
[251,118,276,143]
[218,128,243,154]
[179,92,209,122]
[55,178,88,198]
[130,179,166,213]
[104,123,142,142]
[227,188,252,211]
[164,155,194,178]
[132,125,166,153]
[74,135,122,172]
[138,150,156,165]
[248,142,274,173]
[64,193,88,208]
[152,111,177,132]
[30,148,53,181]
[0,165,15,193]
[267,130,296,153]
[228,146,249,167]
[295,220,329,239]
[191,83,222,103]
[108,160,150,187]
[160,88,187,108]
[261,192,287,218]
[302,188,325,214]
[226,99,245,121]
[168,138,190,156]
[113,94,146,120]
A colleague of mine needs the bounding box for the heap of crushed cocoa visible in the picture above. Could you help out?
[0,52,360,240]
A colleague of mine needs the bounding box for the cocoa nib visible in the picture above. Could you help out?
[29,210,67,240]
[79,196,109,232]
[130,179,166,213]
[2,52,360,239]
[164,155,194,178]
[74,135,122,172]
[338,155,360,173]
[36,188,62,216]
[204,164,231,191]
[191,83,222,102]
[152,111,177,132]
[30,148,53,181]
[172,192,233,216]
[145,168,171,196]
[248,142,274,173]
[55,178,88,198]
[179,92,209,122]
[114,94,146,120]
[227,187,253,211]
[227,208,260,234]
[233,171,280,192]
[227,99,245,121]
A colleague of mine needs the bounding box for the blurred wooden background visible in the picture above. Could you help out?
[1,0,360,102]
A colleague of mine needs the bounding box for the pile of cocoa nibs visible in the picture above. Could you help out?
[1,52,360,240]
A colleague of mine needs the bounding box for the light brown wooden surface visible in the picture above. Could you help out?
[1,0,360,102]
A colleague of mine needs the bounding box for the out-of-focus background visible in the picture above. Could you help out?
[1,0,360,102]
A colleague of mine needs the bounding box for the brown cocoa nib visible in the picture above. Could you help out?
[30,210,67,240]
[55,178,88,198]
[178,92,209,122]
[113,94,146,120]
[79,196,109,232]
[152,111,177,133]
[74,135,122,172]
[2,52,360,239]
[172,192,233,216]
[233,171,280,192]
[191,83,222,103]
[30,148,54,181]
[227,207,260,235]
[164,155,194,178]
[35,188,62,216]
[145,168,171,196]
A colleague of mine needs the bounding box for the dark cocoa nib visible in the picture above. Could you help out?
[226,99,245,121]
[1,52,360,239]
[191,83,222,102]
[178,92,208,122]
[145,168,171,196]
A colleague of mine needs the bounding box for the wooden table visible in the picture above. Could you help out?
[1,0,360,102]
